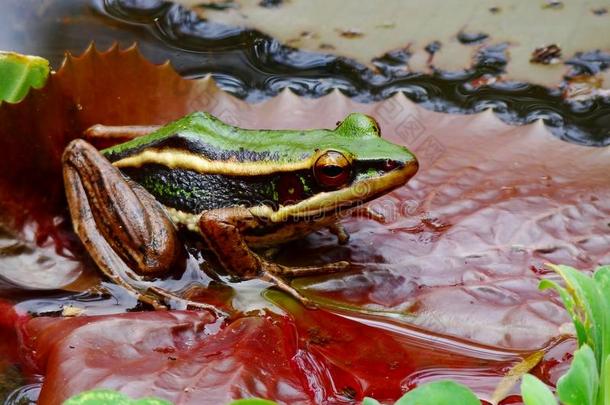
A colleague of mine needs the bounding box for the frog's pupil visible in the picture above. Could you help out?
[322,165,344,177]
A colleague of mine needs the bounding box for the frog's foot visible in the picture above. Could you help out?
[328,223,350,245]
[84,124,161,142]
[264,260,350,277]
[147,286,229,315]
[259,261,351,308]
[100,270,168,311]
[351,205,386,223]
[260,270,317,308]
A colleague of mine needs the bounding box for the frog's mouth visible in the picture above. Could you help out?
[250,159,419,222]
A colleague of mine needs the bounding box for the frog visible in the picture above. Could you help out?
[62,112,418,312]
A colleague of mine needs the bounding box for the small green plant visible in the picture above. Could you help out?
[0,51,50,103]
[62,392,276,405]
[519,264,610,405]
[363,380,480,405]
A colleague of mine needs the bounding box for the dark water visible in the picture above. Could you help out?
[0,0,609,146]
[101,0,610,146]
[103,0,610,145]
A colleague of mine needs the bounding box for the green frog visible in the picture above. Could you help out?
[62,112,418,312]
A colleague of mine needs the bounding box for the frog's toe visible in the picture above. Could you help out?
[260,270,318,309]
[147,286,229,318]
[264,261,351,277]
[328,223,350,245]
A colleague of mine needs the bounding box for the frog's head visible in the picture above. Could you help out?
[252,113,419,222]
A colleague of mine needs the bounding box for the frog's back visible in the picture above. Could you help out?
[103,113,323,214]
[104,112,318,164]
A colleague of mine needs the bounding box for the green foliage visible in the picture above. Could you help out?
[520,264,610,405]
[62,393,281,405]
[363,380,480,405]
[556,345,598,405]
[63,389,172,405]
[0,51,50,103]
[521,374,557,405]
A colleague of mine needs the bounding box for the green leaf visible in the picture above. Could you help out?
[556,345,598,405]
[394,380,480,405]
[541,265,607,368]
[540,264,610,405]
[0,51,50,103]
[63,389,172,405]
[227,400,278,405]
[362,398,382,405]
[539,279,587,345]
[520,374,558,405]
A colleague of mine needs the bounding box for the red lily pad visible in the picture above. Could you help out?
[24,311,317,405]
[0,45,608,403]
[22,298,546,404]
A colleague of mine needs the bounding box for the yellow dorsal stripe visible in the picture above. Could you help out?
[112,148,315,175]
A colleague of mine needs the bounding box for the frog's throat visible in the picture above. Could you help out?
[249,160,417,222]
[112,148,319,175]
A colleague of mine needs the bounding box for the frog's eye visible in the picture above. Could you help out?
[314,150,352,188]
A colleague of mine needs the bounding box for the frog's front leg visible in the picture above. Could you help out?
[62,139,219,313]
[328,223,350,245]
[199,208,350,307]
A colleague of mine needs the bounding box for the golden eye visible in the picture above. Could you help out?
[313,150,352,188]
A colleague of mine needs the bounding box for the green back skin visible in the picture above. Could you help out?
[103,112,417,214]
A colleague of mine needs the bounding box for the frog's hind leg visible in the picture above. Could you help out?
[63,139,223,316]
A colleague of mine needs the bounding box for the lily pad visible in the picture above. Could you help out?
[0,45,608,403]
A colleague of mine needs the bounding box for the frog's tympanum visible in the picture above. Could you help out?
[63,112,418,311]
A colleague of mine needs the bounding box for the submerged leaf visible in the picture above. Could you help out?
[0,52,49,103]
[22,311,313,405]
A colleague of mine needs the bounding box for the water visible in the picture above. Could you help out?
[99,0,610,146]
